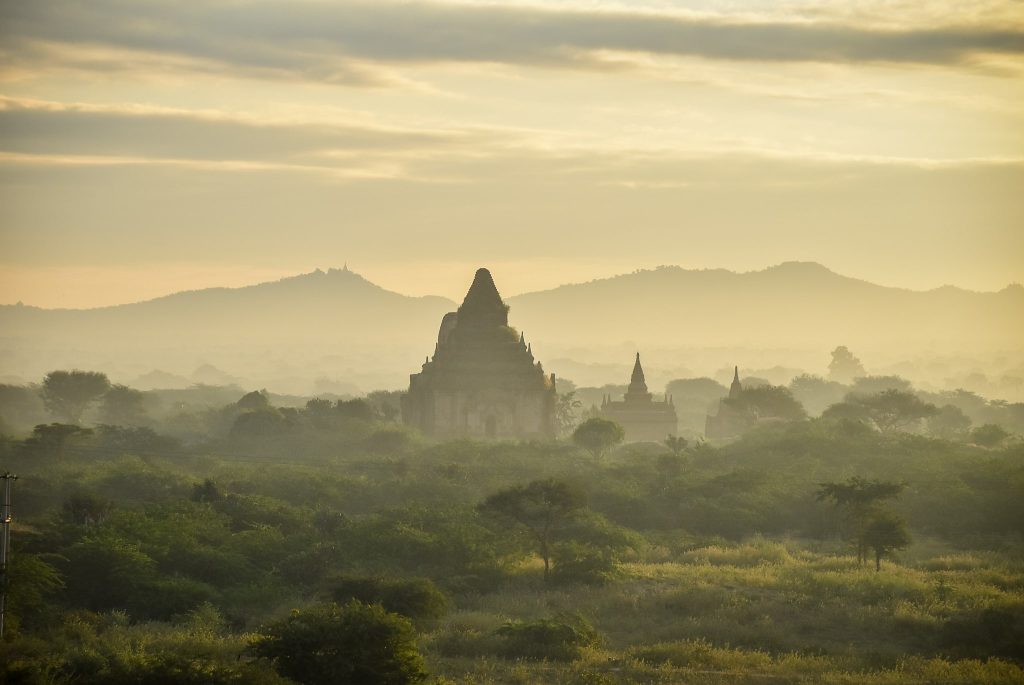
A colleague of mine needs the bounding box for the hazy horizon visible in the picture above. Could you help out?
[3,259,1023,311]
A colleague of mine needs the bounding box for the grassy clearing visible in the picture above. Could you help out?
[421,539,1024,684]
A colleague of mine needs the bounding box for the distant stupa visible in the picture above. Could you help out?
[705,366,755,439]
[401,268,556,439]
[600,353,678,442]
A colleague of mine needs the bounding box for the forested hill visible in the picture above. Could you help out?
[507,262,1023,354]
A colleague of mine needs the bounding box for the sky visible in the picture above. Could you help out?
[1,0,1022,308]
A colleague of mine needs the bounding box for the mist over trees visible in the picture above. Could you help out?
[1,340,1022,684]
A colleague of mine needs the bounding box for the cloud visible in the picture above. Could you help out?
[0,96,502,181]
[2,0,1022,86]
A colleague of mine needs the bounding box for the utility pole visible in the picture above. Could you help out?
[0,472,16,639]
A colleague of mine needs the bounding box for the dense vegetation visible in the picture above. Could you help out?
[1,372,1022,684]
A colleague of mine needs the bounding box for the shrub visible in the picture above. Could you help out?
[494,612,600,661]
[330,576,449,621]
[550,542,622,585]
[251,601,427,685]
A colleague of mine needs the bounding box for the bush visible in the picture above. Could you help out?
[330,576,449,621]
[494,612,601,661]
[251,601,427,685]
[550,542,622,585]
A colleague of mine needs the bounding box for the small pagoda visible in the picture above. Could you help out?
[600,353,678,442]
[705,366,756,439]
[401,268,556,439]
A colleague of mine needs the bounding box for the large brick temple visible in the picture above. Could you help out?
[401,268,556,439]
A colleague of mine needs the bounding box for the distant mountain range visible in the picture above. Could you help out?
[507,261,1022,352]
[1,262,1020,393]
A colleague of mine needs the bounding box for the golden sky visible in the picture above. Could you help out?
[1,0,1022,307]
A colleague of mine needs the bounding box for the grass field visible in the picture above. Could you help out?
[421,538,1024,684]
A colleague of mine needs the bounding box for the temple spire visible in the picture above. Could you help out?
[729,365,743,399]
[629,353,648,393]
[457,267,509,326]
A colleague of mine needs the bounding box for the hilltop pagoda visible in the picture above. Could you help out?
[600,353,678,442]
[401,268,556,439]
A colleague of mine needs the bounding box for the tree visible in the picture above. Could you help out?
[480,479,586,582]
[851,375,912,395]
[828,346,865,384]
[21,423,93,460]
[555,391,583,437]
[41,370,110,423]
[817,477,907,565]
[724,385,807,421]
[664,434,688,457]
[862,510,911,571]
[928,404,972,440]
[251,601,427,685]
[61,492,112,525]
[99,384,148,426]
[970,423,1010,448]
[237,389,271,411]
[788,374,847,416]
[572,418,624,461]
[824,390,937,433]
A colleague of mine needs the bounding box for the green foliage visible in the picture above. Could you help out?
[789,374,848,416]
[41,370,111,423]
[251,600,427,685]
[480,479,587,581]
[863,510,911,571]
[825,390,938,433]
[663,434,688,457]
[724,384,807,421]
[98,384,148,426]
[494,612,600,661]
[4,553,64,633]
[1,608,288,685]
[556,391,584,437]
[573,418,625,460]
[970,423,1010,447]
[817,477,907,565]
[928,404,972,439]
[21,423,92,459]
[331,576,449,621]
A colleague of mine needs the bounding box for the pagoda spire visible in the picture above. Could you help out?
[629,353,648,393]
[457,267,509,326]
[624,352,653,403]
[729,365,743,399]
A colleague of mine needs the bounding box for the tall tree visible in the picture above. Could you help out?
[555,391,583,437]
[817,477,907,565]
[828,346,866,384]
[480,479,586,582]
[41,370,110,423]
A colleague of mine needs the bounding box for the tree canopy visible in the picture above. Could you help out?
[480,479,587,581]
[572,417,624,461]
[41,370,110,423]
